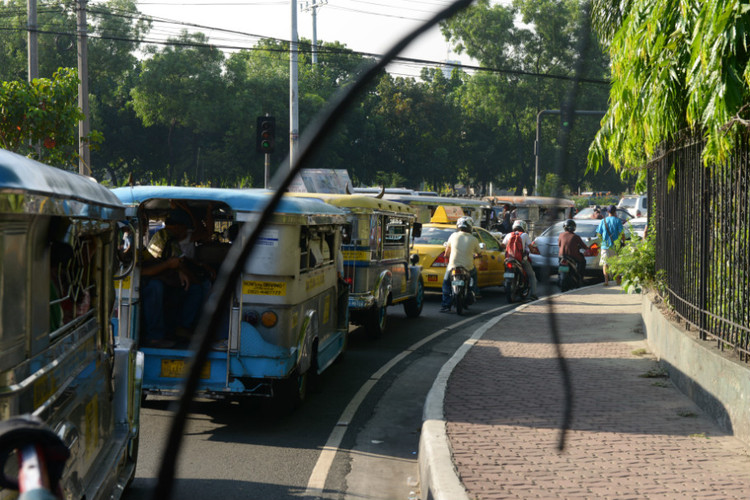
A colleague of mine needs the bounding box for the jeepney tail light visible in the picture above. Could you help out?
[585,242,599,257]
[529,242,540,255]
[433,252,448,267]
[261,310,278,328]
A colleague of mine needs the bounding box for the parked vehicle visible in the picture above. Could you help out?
[558,256,583,291]
[449,266,475,315]
[504,256,531,303]
[627,216,648,239]
[291,193,424,338]
[618,194,648,218]
[112,186,349,408]
[413,206,506,291]
[0,149,142,500]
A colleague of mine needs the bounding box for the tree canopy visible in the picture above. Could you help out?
[589,0,750,176]
[0,0,628,195]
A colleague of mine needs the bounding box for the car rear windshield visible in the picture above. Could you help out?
[413,227,454,245]
[542,222,599,239]
[618,197,638,208]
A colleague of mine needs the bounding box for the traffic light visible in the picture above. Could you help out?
[256,116,275,154]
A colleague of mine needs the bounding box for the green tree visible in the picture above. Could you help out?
[131,31,226,184]
[0,67,83,168]
[589,0,750,176]
[442,0,613,194]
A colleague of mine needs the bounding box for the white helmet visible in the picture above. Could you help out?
[512,220,527,232]
[457,216,473,230]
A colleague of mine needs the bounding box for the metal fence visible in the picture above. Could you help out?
[649,136,750,361]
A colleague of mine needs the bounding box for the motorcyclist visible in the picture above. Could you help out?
[440,216,481,313]
[558,219,588,278]
[502,220,538,300]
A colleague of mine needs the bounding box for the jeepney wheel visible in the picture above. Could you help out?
[403,277,424,318]
[365,304,387,338]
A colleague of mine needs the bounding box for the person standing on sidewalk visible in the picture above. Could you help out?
[440,216,481,313]
[596,205,625,285]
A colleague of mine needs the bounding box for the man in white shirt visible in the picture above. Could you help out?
[440,217,481,312]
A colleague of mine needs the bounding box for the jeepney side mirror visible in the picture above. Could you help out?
[479,242,486,250]
[410,253,419,265]
[412,222,422,239]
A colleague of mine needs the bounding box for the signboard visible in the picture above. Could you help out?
[288,169,352,194]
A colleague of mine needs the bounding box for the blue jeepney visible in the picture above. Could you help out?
[112,186,348,407]
[0,149,142,500]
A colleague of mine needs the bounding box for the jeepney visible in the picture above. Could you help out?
[0,149,142,500]
[375,193,492,229]
[485,195,576,238]
[111,186,348,407]
[292,193,424,338]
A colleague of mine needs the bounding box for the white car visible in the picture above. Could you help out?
[618,194,648,218]
[627,216,648,239]
[529,219,630,276]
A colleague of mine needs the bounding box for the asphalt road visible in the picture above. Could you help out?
[124,275,600,500]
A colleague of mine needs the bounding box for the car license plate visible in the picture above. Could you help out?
[504,272,515,279]
[452,279,464,286]
[161,359,210,379]
[558,265,570,273]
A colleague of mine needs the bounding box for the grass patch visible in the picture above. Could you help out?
[651,380,670,388]
[631,348,649,356]
[678,410,697,418]
[689,433,707,439]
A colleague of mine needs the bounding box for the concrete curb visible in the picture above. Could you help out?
[418,301,531,500]
[418,284,599,500]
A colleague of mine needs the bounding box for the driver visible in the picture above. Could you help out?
[502,220,539,300]
[558,219,588,276]
[440,216,481,313]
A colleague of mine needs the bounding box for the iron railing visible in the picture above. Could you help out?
[649,136,750,361]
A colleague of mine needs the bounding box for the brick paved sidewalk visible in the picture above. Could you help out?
[445,286,750,499]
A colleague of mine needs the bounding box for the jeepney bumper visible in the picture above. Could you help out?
[348,292,377,311]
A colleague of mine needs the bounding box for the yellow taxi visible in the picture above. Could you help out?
[413,206,506,290]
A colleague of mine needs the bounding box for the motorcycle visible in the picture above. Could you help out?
[558,255,583,291]
[450,266,475,315]
[503,257,530,303]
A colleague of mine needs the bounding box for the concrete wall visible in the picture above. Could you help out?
[642,295,750,447]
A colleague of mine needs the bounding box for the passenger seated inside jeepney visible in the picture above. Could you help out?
[140,209,212,348]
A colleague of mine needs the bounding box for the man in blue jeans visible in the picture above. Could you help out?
[141,209,209,347]
[596,205,625,286]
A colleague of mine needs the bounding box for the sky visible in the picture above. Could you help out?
[128,0,497,77]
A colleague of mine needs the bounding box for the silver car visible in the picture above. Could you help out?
[529,219,627,276]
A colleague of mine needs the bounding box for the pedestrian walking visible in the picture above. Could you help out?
[596,205,625,285]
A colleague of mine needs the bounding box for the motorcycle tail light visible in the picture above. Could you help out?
[433,252,448,267]
[505,262,514,271]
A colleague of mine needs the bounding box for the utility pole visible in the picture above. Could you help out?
[289,0,299,168]
[27,0,38,81]
[301,0,327,66]
[534,109,605,196]
[77,0,91,176]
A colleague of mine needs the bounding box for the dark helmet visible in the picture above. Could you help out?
[563,219,576,232]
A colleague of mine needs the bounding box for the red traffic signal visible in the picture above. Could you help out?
[256,116,275,154]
